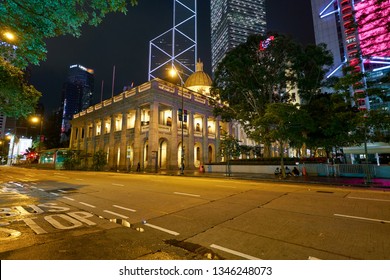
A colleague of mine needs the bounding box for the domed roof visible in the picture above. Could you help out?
[184,60,212,88]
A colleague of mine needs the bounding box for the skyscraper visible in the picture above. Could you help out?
[311,0,390,109]
[210,0,267,74]
[60,64,94,143]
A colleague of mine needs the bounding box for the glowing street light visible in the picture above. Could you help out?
[30,115,44,150]
[3,31,16,41]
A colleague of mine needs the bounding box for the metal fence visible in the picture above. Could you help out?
[300,163,379,178]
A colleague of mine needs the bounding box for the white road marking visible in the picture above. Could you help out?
[144,223,180,236]
[334,214,390,224]
[103,210,128,219]
[23,218,47,234]
[210,244,261,260]
[113,205,136,212]
[174,192,200,197]
[30,186,37,189]
[308,256,322,260]
[63,196,75,201]
[50,192,59,196]
[112,183,125,186]
[31,182,37,185]
[58,190,68,193]
[76,178,84,181]
[348,196,390,202]
[79,202,96,208]
[38,188,45,191]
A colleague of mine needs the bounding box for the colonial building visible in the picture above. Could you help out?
[69,64,233,171]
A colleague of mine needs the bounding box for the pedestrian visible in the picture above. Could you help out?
[292,167,300,176]
[136,162,140,172]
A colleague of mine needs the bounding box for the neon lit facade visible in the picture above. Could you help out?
[211,0,266,74]
[311,0,390,110]
[148,0,197,81]
[355,0,390,58]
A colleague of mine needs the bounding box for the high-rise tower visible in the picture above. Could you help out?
[210,0,266,74]
[148,0,197,81]
[311,0,390,110]
[60,64,94,142]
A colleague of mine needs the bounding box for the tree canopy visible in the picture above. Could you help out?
[211,33,333,156]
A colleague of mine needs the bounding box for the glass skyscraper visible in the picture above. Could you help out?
[60,64,94,143]
[210,0,266,74]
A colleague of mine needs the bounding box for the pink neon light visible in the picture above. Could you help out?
[355,0,390,58]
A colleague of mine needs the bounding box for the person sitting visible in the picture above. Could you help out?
[285,166,292,176]
[292,167,300,176]
[274,167,281,176]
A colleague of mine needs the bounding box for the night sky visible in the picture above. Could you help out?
[29,0,315,115]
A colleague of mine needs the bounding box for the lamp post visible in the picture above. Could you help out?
[170,65,185,175]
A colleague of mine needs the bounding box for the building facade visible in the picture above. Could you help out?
[210,0,266,74]
[69,77,232,171]
[311,0,390,109]
[61,64,95,143]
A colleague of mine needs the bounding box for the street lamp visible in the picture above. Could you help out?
[30,115,43,151]
[170,65,185,175]
[3,31,16,41]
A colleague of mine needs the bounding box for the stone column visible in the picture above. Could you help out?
[188,110,195,170]
[148,102,159,172]
[108,115,116,169]
[133,107,142,171]
[119,112,128,171]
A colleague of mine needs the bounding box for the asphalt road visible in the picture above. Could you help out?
[1,166,390,260]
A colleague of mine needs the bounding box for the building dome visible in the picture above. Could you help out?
[184,60,212,95]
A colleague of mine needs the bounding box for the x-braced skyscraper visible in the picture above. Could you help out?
[148,0,197,81]
[211,0,266,74]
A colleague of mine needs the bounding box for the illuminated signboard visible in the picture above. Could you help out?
[259,36,275,51]
[355,0,390,58]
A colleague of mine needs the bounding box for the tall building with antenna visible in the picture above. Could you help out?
[210,0,267,74]
[149,0,197,81]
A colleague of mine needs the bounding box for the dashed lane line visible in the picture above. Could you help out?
[144,223,180,236]
[79,202,96,208]
[113,205,136,212]
[210,244,261,260]
[103,210,129,219]
[334,213,390,224]
[112,183,125,187]
[63,196,75,201]
[173,192,200,198]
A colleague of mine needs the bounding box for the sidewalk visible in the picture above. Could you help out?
[157,170,390,188]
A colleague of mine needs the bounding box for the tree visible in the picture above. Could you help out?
[92,150,107,171]
[218,131,241,176]
[0,57,41,117]
[258,103,311,177]
[0,0,138,117]
[211,33,333,156]
[0,0,138,67]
